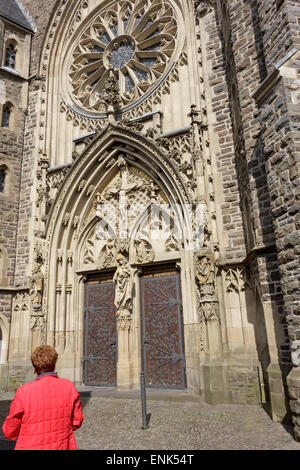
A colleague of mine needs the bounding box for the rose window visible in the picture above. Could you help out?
[69,0,178,114]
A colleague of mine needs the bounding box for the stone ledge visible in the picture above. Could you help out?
[216,243,277,268]
[0,286,29,292]
[251,48,298,103]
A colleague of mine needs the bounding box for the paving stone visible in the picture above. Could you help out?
[1,389,300,451]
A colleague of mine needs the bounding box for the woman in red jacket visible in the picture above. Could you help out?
[2,345,84,450]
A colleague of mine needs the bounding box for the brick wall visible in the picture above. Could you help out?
[217,0,289,338]
[201,7,246,262]
[21,0,58,76]
[258,0,299,73]
[0,27,29,296]
[13,0,57,285]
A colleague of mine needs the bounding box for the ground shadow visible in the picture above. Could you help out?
[0,399,16,450]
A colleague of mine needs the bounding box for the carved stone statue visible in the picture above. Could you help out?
[134,236,154,264]
[30,263,44,313]
[83,238,95,264]
[29,263,46,343]
[195,254,219,322]
[196,255,213,288]
[98,239,116,268]
[113,253,133,320]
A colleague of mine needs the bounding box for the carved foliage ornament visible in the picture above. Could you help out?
[225,267,252,294]
[13,292,30,312]
[68,0,179,113]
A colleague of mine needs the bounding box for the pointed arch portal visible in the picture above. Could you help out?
[43,123,195,389]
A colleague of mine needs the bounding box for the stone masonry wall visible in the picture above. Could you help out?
[258,0,300,74]
[0,19,31,318]
[233,0,300,435]
[200,7,246,262]
[252,0,300,344]
[13,0,58,286]
[217,0,290,365]
[0,77,25,288]
[21,0,58,76]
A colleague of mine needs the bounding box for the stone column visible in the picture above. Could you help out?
[195,251,224,403]
[117,318,134,390]
[113,251,134,389]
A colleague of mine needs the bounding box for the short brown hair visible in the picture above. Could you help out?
[31,345,58,374]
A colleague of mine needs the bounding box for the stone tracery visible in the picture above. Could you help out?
[69,0,178,113]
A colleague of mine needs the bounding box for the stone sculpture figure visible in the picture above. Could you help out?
[134,236,154,264]
[98,238,116,268]
[113,253,133,320]
[195,254,219,322]
[196,255,214,294]
[30,263,44,312]
[29,263,46,343]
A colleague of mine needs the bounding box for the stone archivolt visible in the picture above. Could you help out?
[77,148,183,272]
[40,121,195,352]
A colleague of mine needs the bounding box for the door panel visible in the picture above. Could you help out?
[83,280,117,386]
[141,272,186,389]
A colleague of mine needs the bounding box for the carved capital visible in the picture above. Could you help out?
[117,317,132,330]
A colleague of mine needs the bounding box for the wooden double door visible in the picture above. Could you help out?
[83,266,186,389]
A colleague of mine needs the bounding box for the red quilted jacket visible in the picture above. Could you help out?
[2,373,84,450]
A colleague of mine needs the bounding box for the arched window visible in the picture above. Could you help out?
[0,168,5,193]
[1,105,11,128]
[4,43,16,69]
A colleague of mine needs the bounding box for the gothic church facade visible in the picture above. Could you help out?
[1,0,300,438]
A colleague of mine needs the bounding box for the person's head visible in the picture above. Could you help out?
[31,345,58,375]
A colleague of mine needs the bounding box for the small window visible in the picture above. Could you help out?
[0,169,5,192]
[5,44,16,69]
[1,105,11,128]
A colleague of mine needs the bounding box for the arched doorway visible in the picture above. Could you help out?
[43,124,196,390]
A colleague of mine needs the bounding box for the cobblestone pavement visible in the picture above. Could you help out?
[1,388,300,451]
